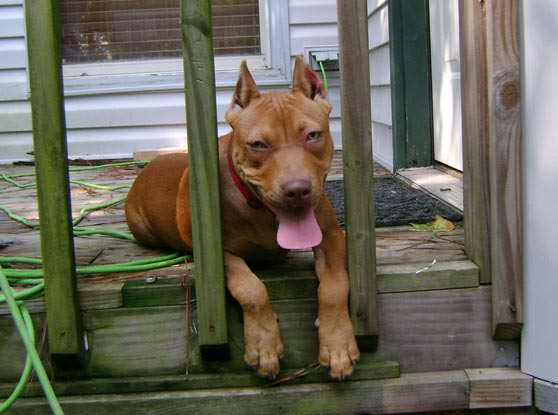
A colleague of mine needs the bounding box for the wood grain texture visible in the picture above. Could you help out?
[459,0,492,285]
[336,0,378,342]
[485,0,523,340]
[0,360,399,399]
[377,259,479,293]
[534,378,558,414]
[9,371,470,415]
[376,287,519,373]
[82,306,190,378]
[181,0,228,349]
[465,368,532,409]
[24,0,85,360]
[0,282,124,315]
[0,287,518,381]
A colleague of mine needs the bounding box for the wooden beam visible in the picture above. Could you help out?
[181,0,228,354]
[0,359,399,399]
[459,0,491,285]
[9,371,470,414]
[24,0,85,364]
[0,287,518,381]
[485,0,523,340]
[336,0,378,348]
[465,368,532,409]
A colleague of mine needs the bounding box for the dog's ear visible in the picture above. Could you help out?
[225,61,260,124]
[291,55,331,113]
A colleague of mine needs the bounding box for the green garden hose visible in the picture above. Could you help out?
[0,266,63,414]
[319,61,329,92]
[0,160,189,413]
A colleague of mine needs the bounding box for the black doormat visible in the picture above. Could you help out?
[325,176,463,227]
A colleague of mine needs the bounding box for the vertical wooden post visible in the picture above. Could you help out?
[24,0,85,363]
[485,0,523,340]
[181,0,228,355]
[459,0,492,284]
[336,0,378,348]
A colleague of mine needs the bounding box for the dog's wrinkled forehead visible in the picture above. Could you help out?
[225,56,332,129]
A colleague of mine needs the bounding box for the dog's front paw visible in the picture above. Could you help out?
[243,311,284,379]
[318,311,360,380]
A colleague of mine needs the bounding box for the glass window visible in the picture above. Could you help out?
[60,0,261,64]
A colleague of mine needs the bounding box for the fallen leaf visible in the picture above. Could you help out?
[411,215,455,232]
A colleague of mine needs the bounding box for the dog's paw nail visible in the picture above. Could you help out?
[314,317,320,328]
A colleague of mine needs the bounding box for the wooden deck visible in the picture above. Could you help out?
[0,161,522,412]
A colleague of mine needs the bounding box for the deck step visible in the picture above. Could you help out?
[7,369,534,415]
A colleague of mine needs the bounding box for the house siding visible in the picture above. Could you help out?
[0,0,28,102]
[0,0,391,164]
[368,0,394,171]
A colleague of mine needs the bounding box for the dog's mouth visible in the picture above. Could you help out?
[249,177,324,250]
[270,206,322,250]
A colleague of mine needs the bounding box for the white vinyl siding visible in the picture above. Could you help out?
[368,0,394,171]
[0,0,28,102]
[0,0,382,163]
[288,0,341,149]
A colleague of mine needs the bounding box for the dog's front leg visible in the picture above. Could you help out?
[314,226,360,379]
[224,252,284,378]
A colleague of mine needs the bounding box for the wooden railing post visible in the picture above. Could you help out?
[181,0,228,356]
[485,0,523,340]
[460,0,492,285]
[460,0,523,340]
[24,0,85,364]
[336,0,378,349]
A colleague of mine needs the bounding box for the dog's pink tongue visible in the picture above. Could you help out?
[273,208,322,250]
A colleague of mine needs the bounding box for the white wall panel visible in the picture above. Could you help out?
[289,24,338,56]
[0,69,28,100]
[289,0,336,25]
[368,5,389,49]
[369,45,390,86]
[367,0,387,15]
[370,86,391,126]
[520,0,558,384]
[0,38,26,70]
[0,5,24,38]
[372,121,393,171]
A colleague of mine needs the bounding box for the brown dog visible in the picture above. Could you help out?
[125,56,359,379]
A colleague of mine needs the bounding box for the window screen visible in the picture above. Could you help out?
[61,0,261,64]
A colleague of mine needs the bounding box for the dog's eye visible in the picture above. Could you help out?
[247,140,270,151]
[306,131,322,142]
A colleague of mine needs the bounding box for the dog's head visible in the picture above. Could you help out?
[225,56,334,219]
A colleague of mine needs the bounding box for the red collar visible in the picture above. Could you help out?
[227,146,264,209]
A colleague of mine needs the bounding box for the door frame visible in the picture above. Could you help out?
[388,0,434,170]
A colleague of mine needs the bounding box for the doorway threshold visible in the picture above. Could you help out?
[397,165,463,212]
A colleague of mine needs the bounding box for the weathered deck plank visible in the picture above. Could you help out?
[465,368,532,409]
[9,371,471,415]
[1,287,518,381]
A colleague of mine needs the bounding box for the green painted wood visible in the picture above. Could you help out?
[336,0,378,346]
[82,306,190,378]
[8,371,470,415]
[107,258,480,311]
[123,277,189,307]
[388,0,434,169]
[377,260,479,293]
[1,287,518,381]
[0,360,399,399]
[24,0,85,362]
[181,0,228,352]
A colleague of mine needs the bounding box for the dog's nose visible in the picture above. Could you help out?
[281,179,312,207]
